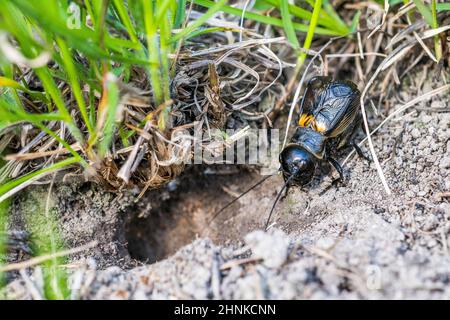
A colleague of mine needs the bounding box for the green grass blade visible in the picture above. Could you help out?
[8,0,149,66]
[0,157,79,202]
[56,39,95,136]
[262,0,338,31]
[112,0,139,43]
[280,0,300,48]
[97,74,120,158]
[193,0,342,36]
[298,0,323,68]
[412,0,433,26]
[142,0,163,105]
[437,3,450,11]
[0,97,85,166]
[158,0,172,102]
[304,0,333,21]
[322,0,350,34]
[0,109,67,127]
[156,0,176,26]
[172,0,227,42]
[34,68,85,145]
[350,10,362,33]
[158,2,172,129]
[174,0,187,28]
[0,76,49,103]
[431,0,441,61]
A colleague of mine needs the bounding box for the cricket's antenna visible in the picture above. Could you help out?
[204,175,273,229]
[264,174,295,231]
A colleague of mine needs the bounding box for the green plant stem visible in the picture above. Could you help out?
[297,0,323,71]
[412,0,433,26]
[0,157,79,201]
[431,0,442,61]
[280,0,300,48]
[112,0,139,43]
[143,0,164,106]
[57,39,95,136]
[34,68,85,145]
[172,0,227,42]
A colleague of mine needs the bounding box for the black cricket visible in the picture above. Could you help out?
[280,75,367,188]
[208,76,369,231]
[265,76,369,229]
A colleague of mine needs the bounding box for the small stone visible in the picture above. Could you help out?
[411,128,421,139]
[245,229,291,269]
[437,203,450,215]
[426,155,437,163]
[439,157,450,169]
[431,100,444,109]
[421,115,433,123]
[316,237,335,250]
[405,191,415,198]
[427,238,437,248]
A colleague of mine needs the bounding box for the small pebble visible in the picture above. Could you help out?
[245,229,291,269]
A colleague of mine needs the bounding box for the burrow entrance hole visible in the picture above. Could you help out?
[124,165,275,264]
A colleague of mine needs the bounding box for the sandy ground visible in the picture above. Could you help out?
[3,74,450,299]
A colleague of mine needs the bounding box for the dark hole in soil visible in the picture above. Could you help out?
[123,140,362,264]
[125,165,261,264]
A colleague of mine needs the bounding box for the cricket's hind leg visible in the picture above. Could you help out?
[351,140,372,162]
[343,114,372,162]
[328,157,345,183]
[318,157,345,196]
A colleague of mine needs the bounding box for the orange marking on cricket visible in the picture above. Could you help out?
[312,120,327,133]
[298,114,327,133]
[298,114,313,127]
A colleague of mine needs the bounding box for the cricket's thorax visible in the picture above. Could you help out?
[290,126,326,160]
